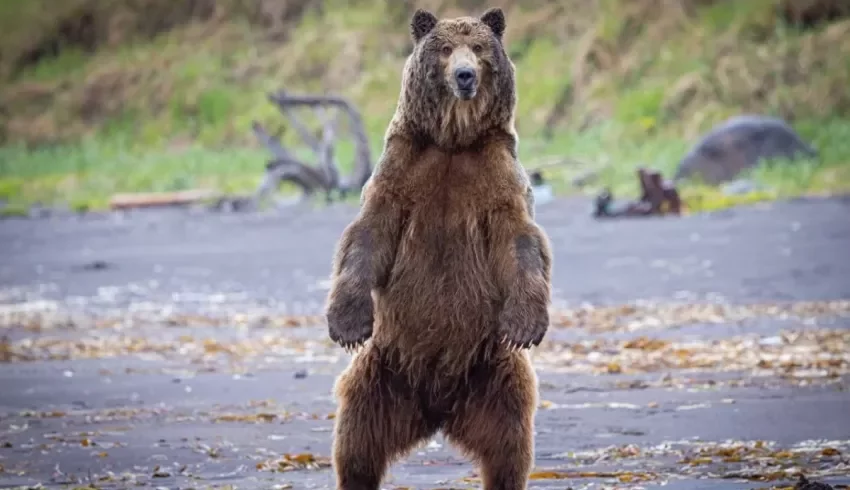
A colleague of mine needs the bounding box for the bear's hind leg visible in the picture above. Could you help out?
[332,349,440,490]
[443,353,537,490]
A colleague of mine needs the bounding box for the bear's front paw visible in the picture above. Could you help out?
[326,292,374,350]
[498,301,549,349]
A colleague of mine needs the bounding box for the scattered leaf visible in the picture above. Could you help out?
[529,471,572,480]
[256,452,332,473]
[687,457,714,466]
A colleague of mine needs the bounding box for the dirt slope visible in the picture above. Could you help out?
[1,0,848,147]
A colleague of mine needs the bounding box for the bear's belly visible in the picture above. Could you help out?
[372,205,502,369]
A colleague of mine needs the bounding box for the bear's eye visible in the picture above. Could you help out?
[472,44,483,54]
[441,45,453,56]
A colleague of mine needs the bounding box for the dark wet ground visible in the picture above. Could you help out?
[1,195,849,489]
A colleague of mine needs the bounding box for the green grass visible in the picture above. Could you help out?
[0,139,272,210]
[2,0,850,213]
[521,117,850,213]
[3,117,848,213]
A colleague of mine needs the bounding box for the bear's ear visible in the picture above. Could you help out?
[411,9,438,43]
[480,7,505,40]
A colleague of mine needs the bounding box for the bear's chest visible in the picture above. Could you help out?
[398,146,521,215]
[384,147,527,270]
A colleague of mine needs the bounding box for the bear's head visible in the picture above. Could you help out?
[397,7,516,150]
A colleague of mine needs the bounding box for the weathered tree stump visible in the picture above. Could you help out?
[594,168,682,219]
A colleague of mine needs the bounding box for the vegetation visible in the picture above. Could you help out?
[1,0,849,212]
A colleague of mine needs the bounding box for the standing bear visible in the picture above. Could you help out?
[324,6,553,490]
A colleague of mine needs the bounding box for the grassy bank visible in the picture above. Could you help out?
[1,0,849,213]
[3,117,848,216]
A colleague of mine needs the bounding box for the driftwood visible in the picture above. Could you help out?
[110,189,221,211]
[594,168,682,219]
[268,91,373,195]
[250,121,334,205]
[249,91,374,208]
[315,106,342,192]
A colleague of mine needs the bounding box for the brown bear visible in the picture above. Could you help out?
[324,6,553,490]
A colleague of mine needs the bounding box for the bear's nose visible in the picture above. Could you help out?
[454,67,476,90]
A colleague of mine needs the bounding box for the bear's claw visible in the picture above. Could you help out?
[339,339,368,354]
[326,292,374,350]
[498,310,549,350]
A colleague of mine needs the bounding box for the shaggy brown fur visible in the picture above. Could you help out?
[324,7,553,490]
